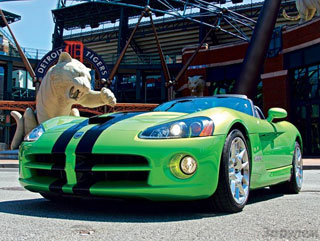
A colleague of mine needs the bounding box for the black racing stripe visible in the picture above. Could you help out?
[75,112,143,154]
[49,119,88,193]
[73,176,96,196]
[49,171,67,193]
[52,119,89,154]
[73,112,145,195]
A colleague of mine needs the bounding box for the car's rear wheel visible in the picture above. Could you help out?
[291,142,304,193]
[209,129,250,212]
[271,141,303,194]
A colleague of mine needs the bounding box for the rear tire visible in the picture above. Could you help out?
[271,141,303,194]
[208,129,250,212]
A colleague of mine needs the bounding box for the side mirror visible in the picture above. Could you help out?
[267,108,287,122]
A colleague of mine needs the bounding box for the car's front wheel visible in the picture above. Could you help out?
[208,129,250,212]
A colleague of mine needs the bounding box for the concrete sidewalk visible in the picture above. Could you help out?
[1,158,320,169]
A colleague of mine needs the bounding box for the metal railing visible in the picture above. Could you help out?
[0,44,48,60]
[102,53,182,65]
[20,47,48,60]
[0,43,183,65]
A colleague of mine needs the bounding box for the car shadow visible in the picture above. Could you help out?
[0,188,283,223]
[247,188,284,204]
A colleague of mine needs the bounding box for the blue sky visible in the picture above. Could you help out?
[0,0,261,51]
[1,0,56,50]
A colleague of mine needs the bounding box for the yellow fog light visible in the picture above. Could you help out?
[180,156,197,175]
[170,154,197,179]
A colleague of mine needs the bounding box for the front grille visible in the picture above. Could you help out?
[76,171,148,183]
[34,154,66,167]
[73,154,150,194]
[26,154,67,192]
[75,154,148,171]
[36,169,66,179]
[25,153,150,195]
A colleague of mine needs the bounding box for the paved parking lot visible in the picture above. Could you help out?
[0,169,319,241]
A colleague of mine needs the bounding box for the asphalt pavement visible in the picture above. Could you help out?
[0,169,319,240]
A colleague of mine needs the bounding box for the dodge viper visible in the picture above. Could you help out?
[19,95,303,212]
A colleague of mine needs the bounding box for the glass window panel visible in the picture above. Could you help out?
[299,68,306,77]
[309,73,318,85]
[312,105,319,118]
[301,106,306,119]
[311,84,318,98]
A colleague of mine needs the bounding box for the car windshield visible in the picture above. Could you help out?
[154,97,254,116]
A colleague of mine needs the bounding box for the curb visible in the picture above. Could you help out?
[303,165,320,170]
[0,150,19,160]
[0,164,19,169]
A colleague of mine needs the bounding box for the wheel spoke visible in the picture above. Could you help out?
[230,144,237,159]
[230,180,236,195]
[241,161,249,170]
[229,173,237,181]
[238,149,246,161]
[242,175,249,185]
[234,159,242,170]
[238,183,245,196]
[229,158,235,169]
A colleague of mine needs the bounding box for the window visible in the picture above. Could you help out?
[292,64,320,101]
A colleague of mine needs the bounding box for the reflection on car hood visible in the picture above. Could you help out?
[46,112,188,133]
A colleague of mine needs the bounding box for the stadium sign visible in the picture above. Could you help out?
[35,44,109,80]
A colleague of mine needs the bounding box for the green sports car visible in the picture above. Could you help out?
[19,95,303,212]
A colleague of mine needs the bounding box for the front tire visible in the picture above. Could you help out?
[209,129,250,212]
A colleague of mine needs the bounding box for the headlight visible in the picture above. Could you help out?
[24,124,45,142]
[139,117,214,139]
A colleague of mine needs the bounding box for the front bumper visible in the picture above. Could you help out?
[19,135,225,201]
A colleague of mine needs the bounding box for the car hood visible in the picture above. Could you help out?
[97,111,188,131]
[45,111,188,134]
[36,112,189,152]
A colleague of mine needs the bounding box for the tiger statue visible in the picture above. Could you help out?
[283,0,320,23]
[188,75,205,97]
[10,52,116,150]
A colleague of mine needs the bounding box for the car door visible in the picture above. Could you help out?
[254,106,292,169]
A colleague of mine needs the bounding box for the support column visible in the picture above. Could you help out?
[0,66,4,100]
[117,7,129,54]
[234,0,281,99]
[161,72,166,101]
[52,22,64,49]
[5,62,12,100]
